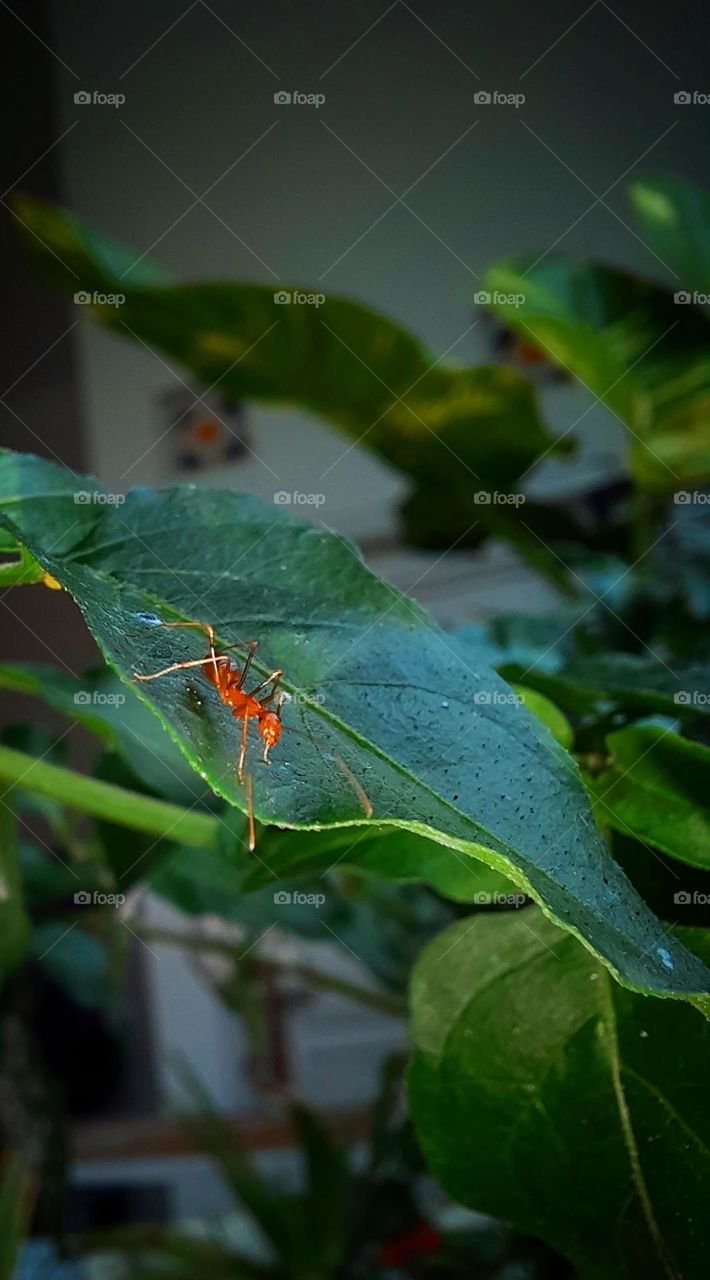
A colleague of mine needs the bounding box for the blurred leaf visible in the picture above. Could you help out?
[652,493,710,620]
[241,824,517,904]
[0,660,208,805]
[409,909,710,1279]
[31,921,121,1010]
[12,195,576,577]
[152,840,451,995]
[0,799,31,981]
[591,724,710,870]
[291,1103,351,1271]
[630,175,710,293]
[484,254,710,491]
[1,451,709,1010]
[502,650,710,719]
[510,684,574,749]
[0,1154,32,1280]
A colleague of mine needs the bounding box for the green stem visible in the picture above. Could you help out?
[138,925,406,1018]
[0,746,218,848]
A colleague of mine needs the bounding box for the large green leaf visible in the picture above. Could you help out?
[11,195,574,577]
[630,175,710,294]
[484,254,710,491]
[1,450,710,1010]
[409,909,710,1279]
[592,724,710,870]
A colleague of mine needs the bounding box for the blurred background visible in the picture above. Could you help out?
[1,1,709,1275]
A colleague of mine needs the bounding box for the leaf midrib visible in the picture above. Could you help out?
[600,971,679,1280]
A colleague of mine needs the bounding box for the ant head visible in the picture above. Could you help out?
[259,710,282,751]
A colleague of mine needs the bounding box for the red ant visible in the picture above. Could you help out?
[133,621,284,851]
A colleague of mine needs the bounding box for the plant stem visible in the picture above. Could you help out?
[0,746,218,848]
[137,925,406,1018]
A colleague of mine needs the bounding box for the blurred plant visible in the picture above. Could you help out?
[0,1153,33,1280]
[77,1060,568,1280]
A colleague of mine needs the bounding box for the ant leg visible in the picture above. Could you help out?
[237,713,250,783]
[134,656,213,681]
[159,620,219,681]
[248,669,283,700]
[244,774,256,852]
[236,641,258,690]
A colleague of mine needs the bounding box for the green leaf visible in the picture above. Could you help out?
[0,659,210,806]
[630,175,710,293]
[484,254,710,491]
[510,683,574,749]
[502,650,710,719]
[591,724,710,870]
[0,1154,32,1280]
[291,1103,350,1272]
[0,798,31,981]
[1,451,710,1011]
[240,824,517,904]
[11,195,573,576]
[409,908,710,1279]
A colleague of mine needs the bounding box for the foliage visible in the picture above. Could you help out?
[3,173,710,1279]
[1,450,707,1012]
[409,909,710,1280]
